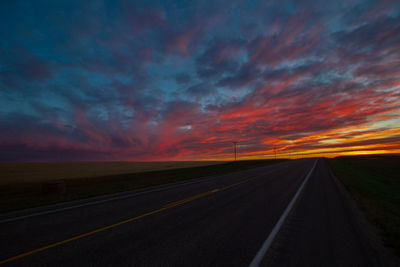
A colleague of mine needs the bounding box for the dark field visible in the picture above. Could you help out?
[327,155,400,256]
[0,161,225,186]
[0,159,286,214]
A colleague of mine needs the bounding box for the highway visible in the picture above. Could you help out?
[0,159,391,266]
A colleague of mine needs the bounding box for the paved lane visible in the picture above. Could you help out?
[1,158,391,266]
[0,159,313,266]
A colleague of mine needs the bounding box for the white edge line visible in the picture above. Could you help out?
[0,161,291,224]
[0,177,212,224]
[249,159,318,267]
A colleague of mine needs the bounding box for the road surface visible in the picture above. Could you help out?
[0,159,392,266]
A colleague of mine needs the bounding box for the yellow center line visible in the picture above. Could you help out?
[0,167,279,265]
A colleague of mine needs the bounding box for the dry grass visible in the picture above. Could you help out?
[0,161,222,186]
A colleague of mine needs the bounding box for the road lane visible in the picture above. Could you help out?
[0,159,314,266]
[261,159,391,266]
[249,159,318,267]
[0,160,291,256]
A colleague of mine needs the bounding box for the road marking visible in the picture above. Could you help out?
[0,175,234,224]
[0,161,291,224]
[0,168,279,265]
[249,159,318,267]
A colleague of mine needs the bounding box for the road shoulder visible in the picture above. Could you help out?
[261,159,398,266]
[328,160,400,266]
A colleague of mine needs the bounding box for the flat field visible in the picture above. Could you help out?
[0,161,222,186]
[327,155,400,256]
[0,159,285,213]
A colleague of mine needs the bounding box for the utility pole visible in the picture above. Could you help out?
[232,141,238,161]
[274,145,276,160]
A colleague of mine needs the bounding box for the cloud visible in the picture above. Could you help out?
[0,46,54,89]
[185,82,216,97]
[174,73,191,84]
[1,0,400,161]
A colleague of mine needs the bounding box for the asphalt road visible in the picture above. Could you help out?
[0,159,391,266]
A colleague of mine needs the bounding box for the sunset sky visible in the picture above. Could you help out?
[1,0,399,161]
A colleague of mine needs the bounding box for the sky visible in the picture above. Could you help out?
[0,0,400,161]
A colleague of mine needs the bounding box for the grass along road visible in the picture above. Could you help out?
[327,155,400,256]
